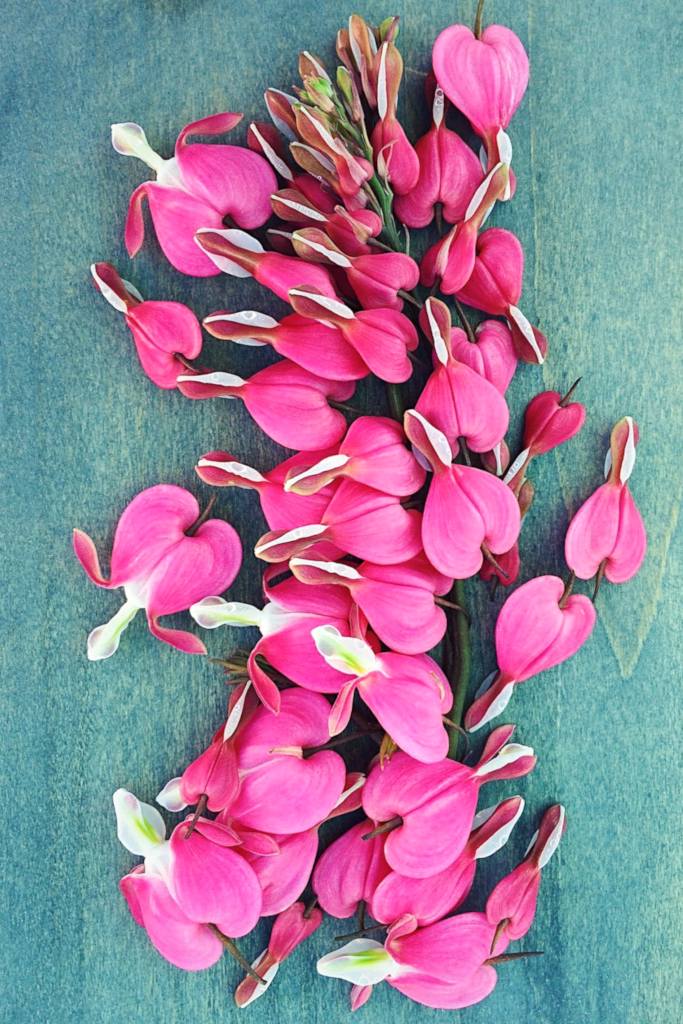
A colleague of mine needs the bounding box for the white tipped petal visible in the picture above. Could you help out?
[113,788,166,856]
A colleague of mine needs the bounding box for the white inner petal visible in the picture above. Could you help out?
[507,306,545,364]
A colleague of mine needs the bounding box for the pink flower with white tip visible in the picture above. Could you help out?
[565,417,646,587]
[432,21,529,172]
[370,41,419,195]
[234,902,323,1007]
[90,263,202,388]
[290,554,450,655]
[465,575,597,731]
[111,114,276,276]
[505,384,586,491]
[486,803,567,943]
[292,227,419,311]
[114,790,262,970]
[371,796,525,927]
[176,360,354,451]
[283,415,425,497]
[456,227,548,363]
[416,298,510,454]
[405,409,520,579]
[72,484,241,659]
[311,625,452,763]
[361,727,535,878]
[394,86,485,228]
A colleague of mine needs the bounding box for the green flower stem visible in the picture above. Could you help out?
[447,577,471,760]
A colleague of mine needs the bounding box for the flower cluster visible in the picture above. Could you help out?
[76,6,646,1014]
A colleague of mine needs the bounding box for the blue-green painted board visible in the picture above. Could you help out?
[1,1,681,1022]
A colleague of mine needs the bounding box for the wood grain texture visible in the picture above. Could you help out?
[1,1,681,1022]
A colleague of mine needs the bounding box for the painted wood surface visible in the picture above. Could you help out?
[2,1,681,1022]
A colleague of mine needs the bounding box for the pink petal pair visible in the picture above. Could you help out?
[370,42,420,195]
[72,484,241,659]
[456,227,548,363]
[565,417,646,584]
[112,114,276,276]
[291,554,450,655]
[465,575,597,730]
[292,228,420,311]
[177,360,354,451]
[394,86,484,228]
[361,727,536,877]
[283,415,425,497]
[312,626,452,763]
[405,409,520,578]
[254,479,423,565]
[416,298,510,453]
[90,263,202,388]
[450,318,517,395]
[313,817,390,919]
[505,386,586,490]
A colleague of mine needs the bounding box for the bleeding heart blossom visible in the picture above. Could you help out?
[465,575,597,730]
[114,790,262,970]
[90,263,202,388]
[284,415,425,497]
[432,22,529,171]
[394,86,484,228]
[405,409,520,578]
[176,360,354,451]
[450,318,517,395]
[254,479,423,566]
[111,114,276,276]
[486,804,567,942]
[565,417,646,585]
[361,726,536,877]
[291,555,450,655]
[416,298,510,453]
[371,796,525,927]
[190,574,356,712]
[370,41,420,195]
[505,385,586,491]
[234,902,323,1007]
[291,227,419,311]
[311,626,452,763]
[456,227,548,363]
[420,161,510,294]
[313,817,390,919]
[73,484,241,659]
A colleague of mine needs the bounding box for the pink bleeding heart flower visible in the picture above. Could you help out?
[370,41,419,195]
[292,228,419,311]
[394,87,485,228]
[416,298,509,453]
[371,796,525,927]
[311,626,451,763]
[449,318,517,395]
[193,227,338,301]
[190,574,356,712]
[405,409,520,579]
[155,721,240,816]
[271,188,382,255]
[317,912,509,1010]
[254,479,423,566]
[420,161,510,294]
[176,359,354,452]
[225,689,347,833]
[234,902,323,1007]
[72,484,242,659]
[194,448,337,531]
[432,22,529,170]
[291,554,450,655]
[487,804,566,943]
[202,307,368,381]
[90,263,202,389]
[313,817,390,919]
[565,417,646,585]
[288,286,418,383]
[114,790,262,970]
[465,575,597,731]
[111,114,276,276]
[456,227,548,364]
[505,385,586,491]
[284,415,426,497]
[361,727,536,877]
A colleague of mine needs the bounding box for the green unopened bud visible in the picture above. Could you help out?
[378,16,400,44]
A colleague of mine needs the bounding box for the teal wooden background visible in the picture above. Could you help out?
[2,1,681,1021]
